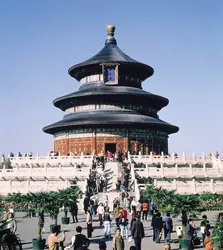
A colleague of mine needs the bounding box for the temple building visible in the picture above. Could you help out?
[43,25,179,155]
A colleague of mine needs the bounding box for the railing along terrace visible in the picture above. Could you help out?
[134,163,223,179]
[0,164,90,180]
[129,152,216,164]
[1,152,93,167]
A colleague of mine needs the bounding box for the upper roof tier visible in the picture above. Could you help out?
[68,25,154,82]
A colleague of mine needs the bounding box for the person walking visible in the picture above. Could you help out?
[200,215,210,244]
[142,201,149,221]
[5,213,17,234]
[86,210,93,238]
[163,213,173,243]
[131,215,145,250]
[119,208,128,239]
[186,218,196,250]
[130,206,137,232]
[151,210,158,241]
[83,195,90,214]
[136,200,142,219]
[103,207,112,239]
[154,212,163,243]
[97,202,104,226]
[70,203,78,223]
[114,204,121,227]
[112,228,125,250]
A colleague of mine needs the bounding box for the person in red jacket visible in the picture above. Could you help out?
[142,201,149,221]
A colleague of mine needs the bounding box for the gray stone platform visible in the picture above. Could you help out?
[14,210,220,250]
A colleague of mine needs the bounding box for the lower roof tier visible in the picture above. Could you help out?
[53,83,169,111]
[43,109,179,135]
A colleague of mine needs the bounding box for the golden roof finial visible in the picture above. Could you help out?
[107,24,115,39]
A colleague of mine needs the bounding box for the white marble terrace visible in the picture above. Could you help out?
[0,152,222,196]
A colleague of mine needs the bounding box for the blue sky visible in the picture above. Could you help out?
[0,1,222,156]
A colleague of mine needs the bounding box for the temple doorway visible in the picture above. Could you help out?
[105,143,116,153]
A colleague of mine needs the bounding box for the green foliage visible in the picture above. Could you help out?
[212,215,223,250]
[57,187,81,218]
[141,185,205,217]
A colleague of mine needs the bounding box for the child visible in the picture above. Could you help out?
[204,231,214,250]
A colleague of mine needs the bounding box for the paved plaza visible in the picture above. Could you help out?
[14,210,220,250]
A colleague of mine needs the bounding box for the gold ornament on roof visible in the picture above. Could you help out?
[107,24,115,39]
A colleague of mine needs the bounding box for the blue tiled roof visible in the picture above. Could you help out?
[43,109,179,135]
[53,83,168,111]
[68,43,154,81]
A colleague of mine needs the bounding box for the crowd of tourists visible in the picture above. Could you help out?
[0,151,222,250]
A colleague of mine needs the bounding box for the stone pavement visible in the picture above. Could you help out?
[13,210,219,250]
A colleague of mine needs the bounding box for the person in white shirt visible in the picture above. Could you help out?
[104,195,109,208]
[136,200,142,219]
[97,203,104,226]
[130,198,137,211]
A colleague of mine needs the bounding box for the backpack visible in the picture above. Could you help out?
[119,215,128,226]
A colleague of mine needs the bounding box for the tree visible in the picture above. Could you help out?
[58,186,81,218]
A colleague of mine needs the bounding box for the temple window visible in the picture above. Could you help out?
[102,64,118,85]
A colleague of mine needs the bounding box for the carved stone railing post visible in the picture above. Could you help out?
[173,179,177,190]
[161,164,164,178]
[172,152,175,162]
[192,152,196,163]
[26,179,30,193]
[16,164,19,177]
[202,152,205,164]
[192,178,196,193]
[45,179,49,191]
[210,179,215,192]
[182,152,186,164]
[36,152,39,164]
[161,152,164,163]
[190,164,193,177]
[139,151,142,162]
[175,163,179,177]
[81,152,84,163]
[203,163,207,177]
[154,179,157,187]
[8,180,12,193]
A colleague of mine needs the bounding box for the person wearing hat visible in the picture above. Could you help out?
[112,228,125,250]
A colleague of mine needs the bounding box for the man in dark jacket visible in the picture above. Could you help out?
[186,218,195,250]
[83,195,90,214]
[153,212,163,243]
[151,210,158,241]
[131,215,145,250]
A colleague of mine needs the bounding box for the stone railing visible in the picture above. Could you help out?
[130,163,140,201]
[1,153,93,167]
[0,178,88,196]
[129,152,215,164]
[135,164,223,179]
[154,179,223,194]
[0,165,90,181]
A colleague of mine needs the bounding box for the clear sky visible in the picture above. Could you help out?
[0,1,222,157]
